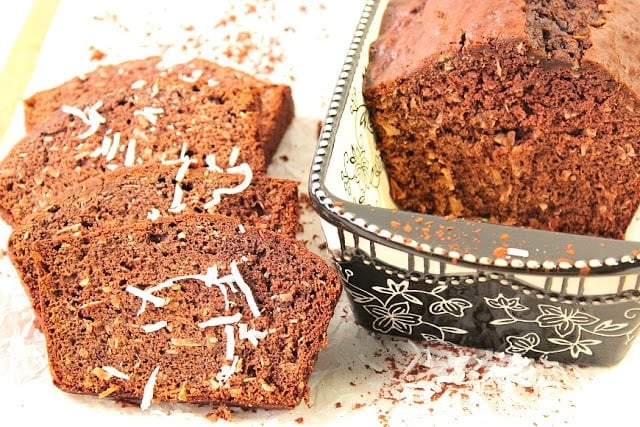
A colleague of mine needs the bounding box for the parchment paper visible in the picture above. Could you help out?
[1,1,639,426]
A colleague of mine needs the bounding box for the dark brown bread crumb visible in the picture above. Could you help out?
[206,404,233,422]
[32,213,342,410]
[8,162,302,321]
[364,0,640,239]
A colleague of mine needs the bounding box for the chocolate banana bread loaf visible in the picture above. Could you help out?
[363,0,640,239]
[9,162,302,319]
[32,213,342,410]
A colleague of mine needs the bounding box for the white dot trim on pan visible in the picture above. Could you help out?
[589,259,603,268]
[604,258,618,267]
[558,260,573,270]
[462,254,477,263]
[542,260,556,270]
[494,258,509,268]
[526,260,541,269]
[510,259,525,269]
[574,260,588,269]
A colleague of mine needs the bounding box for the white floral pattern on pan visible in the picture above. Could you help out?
[342,267,470,342]
[486,294,640,360]
[339,88,384,206]
[340,259,640,364]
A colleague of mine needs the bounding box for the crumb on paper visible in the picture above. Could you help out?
[90,47,107,61]
[206,404,232,422]
[87,0,310,82]
[358,336,582,421]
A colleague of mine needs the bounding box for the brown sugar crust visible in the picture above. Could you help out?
[363,0,640,239]
[23,57,295,161]
[8,163,302,320]
[32,213,342,410]
[1,68,270,227]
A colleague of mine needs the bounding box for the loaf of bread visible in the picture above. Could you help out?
[0,58,292,227]
[32,213,342,410]
[22,57,294,164]
[363,0,640,239]
[8,162,301,321]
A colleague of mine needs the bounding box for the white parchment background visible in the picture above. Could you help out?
[1,1,639,426]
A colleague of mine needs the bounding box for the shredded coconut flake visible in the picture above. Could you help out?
[146,208,161,221]
[211,273,237,293]
[105,132,121,162]
[131,79,147,89]
[166,156,192,213]
[125,285,166,315]
[179,142,188,159]
[203,267,231,310]
[61,104,87,121]
[141,320,168,333]
[101,134,112,156]
[178,69,203,83]
[151,80,159,97]
[174,158,191,182]
[228,146,241,167]
[215,356,239,384]
[168,183,186,213]
[140,366,160,411]
[224,324,235,360]
[507,247,529,258]
[238,323,267,347]
[161,142,196,166]
[133,106,165,125]
[124,138,136,166]
[101,366,130,380]
[151,266,232,311]
[230,261,260,318]
[204,163,253,209]
[400,341,430,378]
[205,154,224,172]
[89,146,102,158]
[62,101,105,139]
[198,312,242,329]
